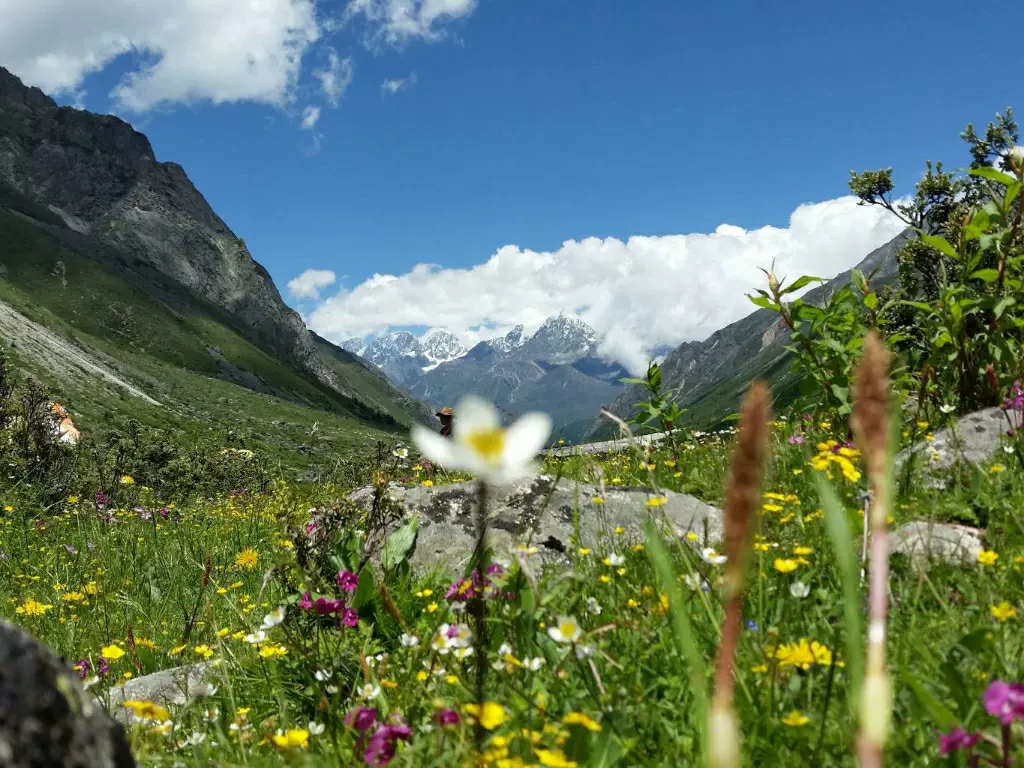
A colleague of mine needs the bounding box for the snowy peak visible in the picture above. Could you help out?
[364,331,424,366]
[422,330,466,365]
[520,311,597,362]
[340,337,366,356]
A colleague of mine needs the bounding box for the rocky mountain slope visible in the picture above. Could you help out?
[586,229,914,438]
[0,65,435,467]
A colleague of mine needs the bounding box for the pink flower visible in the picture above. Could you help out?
[297,592,314,610]
[345,707,378,732]
[313,597,343,616]
[434,709,460,728]
[938,728,980,756]
[788,434,805,444]
[336,570,359,593]
[341,608,358,627]
[983,680,1024,725]
[364,722,412,766]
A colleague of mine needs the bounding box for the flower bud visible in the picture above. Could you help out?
[1008,145,1024,177]
[707,705,741,768]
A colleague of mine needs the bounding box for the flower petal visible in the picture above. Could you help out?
[411,425,458,466]
[452,396,501,438]
[502,412,553,466]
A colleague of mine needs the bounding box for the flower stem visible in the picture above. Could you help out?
[471,479,490,749]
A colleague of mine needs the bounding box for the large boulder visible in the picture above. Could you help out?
[105,663,213,724]
[0,619,135,767]
[349,474,723,571]
[895,407,1011,488]
[890,521,984,570]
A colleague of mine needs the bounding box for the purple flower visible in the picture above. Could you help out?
[937,728,980,756]
[158,508,169,519]
[788,434,805,445]
[96,657,109,676]
[341,608,358,627]
[445,577,476,601]
[313,597,342,616]
[364,722,412,766]
[344,707,378,733]
[745,619,759,631]
[63,544,78,556]
[73,659,91,680]
[297,592,313,610]
[434,709,460,728]
[95,491,108,507]
[485,563,504,576]
[336,570,359,593]
[983,680,1024,725]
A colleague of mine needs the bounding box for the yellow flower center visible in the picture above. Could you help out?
[466,427,505,463]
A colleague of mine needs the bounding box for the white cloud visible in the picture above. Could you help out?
[304,196,908,373]
[313,50,354,107]
[288,268,337,300]
[300,105,321,130]
[345,0,478,46]
[381,72,417,96]
[0,0,321,112]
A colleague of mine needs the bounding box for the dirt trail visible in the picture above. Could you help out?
[0,299,162,406]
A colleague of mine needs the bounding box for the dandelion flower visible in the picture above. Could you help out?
[562,712,601,731]
[990,602,1017,622]
[547,615,582,644]
[233,548,259,570]
[782,711,809,727]
[534,748,578,767]
[463,701,508,730]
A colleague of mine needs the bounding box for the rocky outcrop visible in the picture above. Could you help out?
[349,474,723,571]
[890,521,984,570]
[895,408,1013,488]
[0,619,135,767]
[106,664,213,724]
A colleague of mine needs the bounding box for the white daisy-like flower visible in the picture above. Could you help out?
[358,683,381,700]
[400,633,420,647]
[1003,444,1015,454]
[260,606,286,630]
[244,630,266,645]
[326,685,339,694]
[547,615,582,644]
[411,396,553,483]
[789,581,810,599]
[314,669,333,682]
[607,553,625,567]
[701,547,727,566]
[585,597,602,615]
[524,657,545,671]
[448,623,472,648]
[393,447,409,459]
[203,708,219,722]
[574,643,595,659]
[498,642,513,656]
[939,404,956,414]
[308,722,326,735]
[453,646,474,660]
[189,683,217,699]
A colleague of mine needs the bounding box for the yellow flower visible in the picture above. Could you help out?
[769,638,832,670]
[773,559,798,574]
[535,748,578,767]
[753,542,770,552]
[101,644,126,660]
[16,599,54,617]
[193,644,214,659]
[989,464,1006,474]
[627,599,639,609]
[464,701,508,730]
[782,711,809,727]
[591,496,604,505]
[416,671,429,682]
[233,548,259,570]
[686,532,698,541]
[422,480,434,487]
[123,700,171,722]
[381,679,399,689]
[578,548,591,556]
[793,546,812,556]
[990,602,1017,622]
[978,550,999,566]
[613,526,625,534]
[598,575,611,584]
[632,544,644,552]
[271,728,310,749]
[169,644,187,656]
[61,591,85,603]
[751,664,768,674]
[561,711,601,732]
[645,497,667,507]
[762,503,783,513]
[120,475,135,485]
[426,602,438,613]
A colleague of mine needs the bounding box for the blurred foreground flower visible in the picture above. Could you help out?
[411,396,552,483]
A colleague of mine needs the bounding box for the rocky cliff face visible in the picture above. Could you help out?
[0,66,331,384]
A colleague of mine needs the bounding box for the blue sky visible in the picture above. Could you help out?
[5,0,1023,367]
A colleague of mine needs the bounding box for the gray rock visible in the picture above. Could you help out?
[350,474,723,572]
[895,408,1011,488]
[105,664,212,724]
[890,521,984,569]
[0,619,135,767]
[544,431,669,458]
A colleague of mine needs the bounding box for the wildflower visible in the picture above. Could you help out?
[524,656,545,671]
[982,680,1024,725]
[991,602,1017,622]
[978,550,999,566]
[700,547,727,566]
[793,545,812,556]
[341,608,359,627]
[120,475,135,485]
[393,447,409,459]
[547,615,582,644]
[773,558,798,573]
[645,496,668,507]
[788,434,805,444]
[101,644,125,660]
[271,728,309,749]
[770,638,833,670]
[989,464,1006,474]
[123,700,171,722]
[782,711,809,727]
[233,548,259,570]
[605,553,625,566]
[434,708,460,727]
[345,707,378,732]
[426,602,438,613]
[938,728,980,756]
[297,592,314,610]
[585,597,602,615]
[336,570,359,593]
[400,633,420,647]
[574,644,595,659]
[464,701,508,730]
[534,748,578,767]
[411,396,552,483]
[359,683,381,700]
[591,496,605,505]
[16,599,54,617]
[260,607,285,630]
[193,645,214,659]
[365,721,413,766]
[789,582,810,599]
[578,547,591,556]
[562,712,601,731]
[72,659,91,680]
[314,669,333,682]
[244,631,266,644]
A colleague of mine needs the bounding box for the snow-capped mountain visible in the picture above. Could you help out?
[517,311,597,364]
[422,331,466,370]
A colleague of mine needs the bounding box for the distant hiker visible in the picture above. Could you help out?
[49,403,80,445]
[437,407,453,437]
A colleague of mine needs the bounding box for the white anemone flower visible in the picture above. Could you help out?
[358,683,381,700]
[547,615,582,644]
[244,630,266,645]
[524,657,545,671]
[939,404,956,414]
[700,547,727,566]
[411,396,553,483]
[308,722,326,735]
[606,553,625,567]
[260,607,285,630]
[400,633,420,647]
[789,581,810,599]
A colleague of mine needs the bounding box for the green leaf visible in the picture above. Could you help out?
[780,275,825,294]
[900,670,958,729]
[919,234,959,260]
[994,296,1016,318]
[863,292,878,310]
[352,566,376,610]
[968,166,1016,187]
[382,517,419,572]
[748,294,777,310]
[969,268,1000,283]
[619,377,645,386]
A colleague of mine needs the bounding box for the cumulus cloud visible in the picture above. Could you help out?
[0,0,321,112]
[345,0,478,46]
[303,196,907,373]
[300,105,321,130]
[313,50,355,107]
[381,72,417,96]
[288,268,337,300]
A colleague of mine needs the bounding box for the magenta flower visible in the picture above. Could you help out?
[364,722,412,766]
[297,592,314,610]
[341,608,359,627]
[983,680,1024,725]
[313,597,343,616]
[485,562,504,576]
[337,570,359,593]
[938,728,980,756]
[434,708,460,727]
[345,707,378,733]
[788,434,805,444]
[73,659,91,680]
[96,657,109,676]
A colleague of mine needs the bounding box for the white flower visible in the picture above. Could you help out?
[448,623,472,648]
[202,708,219,722]
[524,657,545,671]
[308,722,326,736]
[701,547,727,566]
[607,553,625,567]
[574,643,594,659]
[189,683,217,699]
[358,683,381,700]
[83,675,100,690]
[260,607,285,630]
[939,404,956,414]
[789,581,810,599]
[453,646,474,660]
[1003,444,1015,454]
[400,633,420,647]
[547,615,582,644]
[314,669,333,682]
[393,447,409,459]
[585,597,602,615]
[326,685,339,695]
[498,642,513,656]
[244,630,266,644]
[683,573,704,591]
[178,730,206,748]
[411,396,553,483]
[431,632,452,654]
